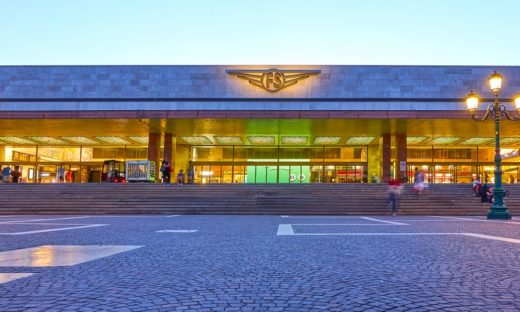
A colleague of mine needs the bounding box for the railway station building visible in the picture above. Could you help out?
[1,65,520,184]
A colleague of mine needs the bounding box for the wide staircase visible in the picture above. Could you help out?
[1,183,519,216]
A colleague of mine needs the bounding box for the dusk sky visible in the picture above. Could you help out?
[1,0,519,65]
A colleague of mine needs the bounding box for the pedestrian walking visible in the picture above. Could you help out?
[413,167,425,195]
[387,178,402,216]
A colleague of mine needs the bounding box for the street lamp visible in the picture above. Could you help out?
[465,71,520,220]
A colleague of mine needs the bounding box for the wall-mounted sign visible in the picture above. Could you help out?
[226,69,321,92]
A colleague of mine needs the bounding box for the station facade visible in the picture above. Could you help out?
[1,65,520,184]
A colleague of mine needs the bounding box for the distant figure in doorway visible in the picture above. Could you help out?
[387,178,402,216]
[187,166,194,184]
[413,167,425,195]
[160,160,171,184]
[57,165,65,183]
[2,165,11,183]
[66,169,73,183]
[177,169,185,185]
[11,166,21,183]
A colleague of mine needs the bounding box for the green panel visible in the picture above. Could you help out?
[256,166,267,183]
[279,165,290,183]
[246,165,256,183]
[266,166,278,183]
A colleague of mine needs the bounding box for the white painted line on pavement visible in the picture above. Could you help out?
[5,216,92,224]
[433,216,520,225]
[0,273,34,284]
[461,233,520,244]
[164,215,180,218]
[277,224,295,235]
[0,245,143,267]
[0,222,92,226]
[279,216,362,219]
[361,217,409,225]
[0,224,108,235]
[156,229,198,233]
[291,223,408,226]
[280,232,461,236]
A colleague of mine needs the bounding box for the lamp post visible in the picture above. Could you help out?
[465,71,520,220]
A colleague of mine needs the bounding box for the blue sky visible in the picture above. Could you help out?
[1,0,519,65]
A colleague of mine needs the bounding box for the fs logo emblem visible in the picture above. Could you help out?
[226,69,321,92]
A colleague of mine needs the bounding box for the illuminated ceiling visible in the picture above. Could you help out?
[0,118,519,147]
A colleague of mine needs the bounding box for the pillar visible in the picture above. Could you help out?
[147,132,161,182]
[163,133,173,165]
[367,142,381,183]
[395,133,407,182]
[382,133,391,182]
[174,142,190,177]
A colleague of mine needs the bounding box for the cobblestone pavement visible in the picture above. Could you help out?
[1,215,520,311]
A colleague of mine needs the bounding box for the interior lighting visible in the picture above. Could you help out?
[62,137,100,145]
[281,136,308,145]
[180,136,213,145]
[345,137,375,145]
[0,137,37,145]
[95,137,131,145]
[248,136,276,145]
[214,136,243,145]
[314,137,342,145]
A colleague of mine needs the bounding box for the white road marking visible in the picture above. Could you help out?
[279,216,361,219]
[433,216,520,225]
[0,273,34,284]
[277,224,295,235]
[291,232,462,236]
[156,230,198,233]
[0,245,143,267]
[0,222,92,226]
[164,215,180,218]
[291,223,408,226]
[4,216,92,224]
[361,217,409,225]
[0,224,108,235]
[461,233,520,244]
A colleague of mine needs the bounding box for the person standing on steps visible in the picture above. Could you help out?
[176,169,185,185]
[387,178,402,216]
[160,160,171,184]
[413,167,425,196]
[2,165,11,183]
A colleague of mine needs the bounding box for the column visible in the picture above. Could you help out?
[163,133,173,165]
[367,142,381,183]
[382,133,391,182]
[147,132,161,182]
[395,133,407,182]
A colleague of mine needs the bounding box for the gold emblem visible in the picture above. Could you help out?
[226,69,321,92]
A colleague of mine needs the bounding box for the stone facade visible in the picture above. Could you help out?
[1,65,519,112]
